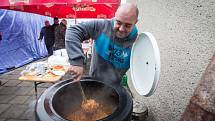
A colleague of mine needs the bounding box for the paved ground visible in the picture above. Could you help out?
[0,57,148,121]
[127,0,215,121]
[0,58,56,121]
[0,54,99,121]
[1,1,215,121]
[0,57,90,121]
[0,65,44,121]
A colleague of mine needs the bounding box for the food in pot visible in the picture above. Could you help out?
[81,99,99,112]
[67,99,112,121]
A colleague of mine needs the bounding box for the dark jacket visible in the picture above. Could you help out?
[39,26,55,46]
[54,22,67,49]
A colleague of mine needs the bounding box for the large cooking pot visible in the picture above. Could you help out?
[36,76,133,121]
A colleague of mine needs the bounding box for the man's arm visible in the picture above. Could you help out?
[65,20,103,81]
[38,27,45,41]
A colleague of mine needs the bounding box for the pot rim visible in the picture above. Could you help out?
[37,76,133,121]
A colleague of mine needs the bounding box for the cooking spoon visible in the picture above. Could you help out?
[78,81,87,102]
[68,72,87,102]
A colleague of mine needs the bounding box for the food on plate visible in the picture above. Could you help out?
[21,70,37,76]
[52,65,64,70]
[52,70,65,76]
[44,71,58,77]
[51,65,66,76]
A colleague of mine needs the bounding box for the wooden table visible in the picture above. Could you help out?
[19,66,67,97]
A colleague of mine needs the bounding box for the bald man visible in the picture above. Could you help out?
[38,20,55,56]
[66,3,139,85]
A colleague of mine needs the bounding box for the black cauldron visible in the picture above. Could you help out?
[36,76,133,121]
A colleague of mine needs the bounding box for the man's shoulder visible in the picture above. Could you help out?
[95,19,111,24]
[55,24,61,29]
[92,19,112,31]
[52,24,59,27]
[82,19,111,25]
[41,26,47,31]
[52,23,57,26]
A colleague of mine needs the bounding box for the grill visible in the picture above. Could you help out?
[36,76,133,121]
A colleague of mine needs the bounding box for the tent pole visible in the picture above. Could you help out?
[74,5,77,24]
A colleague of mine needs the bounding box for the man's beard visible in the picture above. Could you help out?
[113,28,128,39]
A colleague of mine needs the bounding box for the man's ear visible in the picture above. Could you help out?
[135,16,140,24]
[135,20,138,24]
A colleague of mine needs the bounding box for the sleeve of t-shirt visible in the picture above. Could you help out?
[65,20,105,66]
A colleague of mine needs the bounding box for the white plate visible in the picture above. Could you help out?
[52,70,65,76]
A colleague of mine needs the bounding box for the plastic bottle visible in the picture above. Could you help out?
[121,75,128,87]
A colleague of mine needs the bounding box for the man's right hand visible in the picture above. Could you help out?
[68,65,84,82]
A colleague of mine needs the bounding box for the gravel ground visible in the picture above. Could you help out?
[126,0,215,121]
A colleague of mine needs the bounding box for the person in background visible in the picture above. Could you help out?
[52,17,59,30]
[54,19,67,50]
[38,20,55,56]
[65,3,139,86]
[0,32,2,41]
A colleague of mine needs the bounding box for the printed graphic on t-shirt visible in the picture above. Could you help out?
[95,33,131,69]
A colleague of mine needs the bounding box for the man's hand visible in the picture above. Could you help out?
[68,65,84,82]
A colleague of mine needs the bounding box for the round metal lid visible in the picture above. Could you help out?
[130,32,160,96]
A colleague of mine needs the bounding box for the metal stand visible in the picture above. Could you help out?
[132,100,148,121]
[124,86,148,121]
[34,82,44,98]
[34,81,54,98]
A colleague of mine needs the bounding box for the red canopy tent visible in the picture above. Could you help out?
[0,0,121,19]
